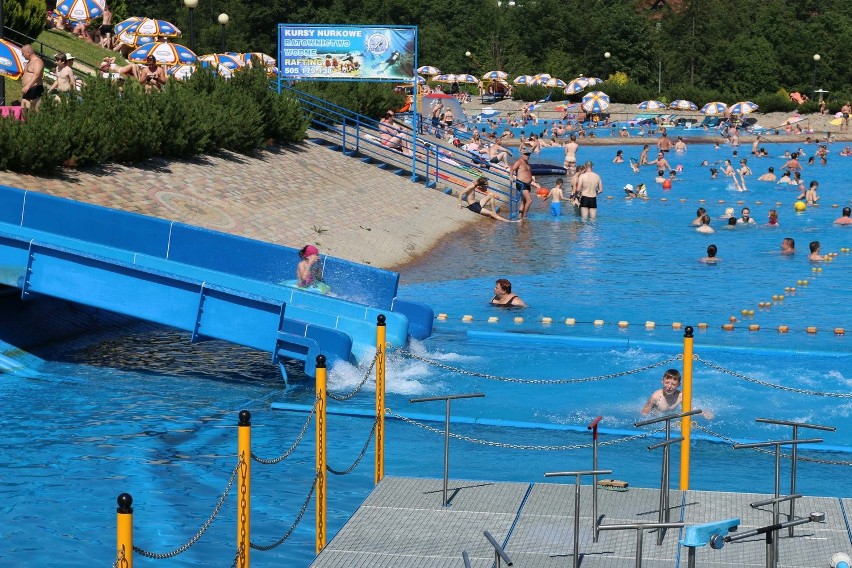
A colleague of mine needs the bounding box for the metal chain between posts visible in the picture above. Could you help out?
[112,545,127,568]
[327,351,379,401]
[230,545,244,568]
[692,423,852,466]
[397,348,681,384]
[133,459,242,560]
[250,473,319,551]
[327,416,378,475]
[696,356,852,398]
[252,399,318,465]
[391,411,666,450]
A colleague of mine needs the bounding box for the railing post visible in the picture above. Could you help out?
[315,355,327,554]
[375,315,386,484]
[341,116,347,153]
[680,325,694,490]
[237,410,251,568]
[588,416,603,543]
[116,493,133,568]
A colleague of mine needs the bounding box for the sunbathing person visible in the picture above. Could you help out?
[378,112,412,156]
[458,177,516,222]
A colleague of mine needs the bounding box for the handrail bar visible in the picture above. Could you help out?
[755,418,836,431]
[733,438,823,449]
[635,408,702,427]
[483,531,513,567]
[2,25,99,71]
[750,494,802,508]
[648,437,684,450]
[597,522,686,568]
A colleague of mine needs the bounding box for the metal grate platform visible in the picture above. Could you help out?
[311,476,851,568]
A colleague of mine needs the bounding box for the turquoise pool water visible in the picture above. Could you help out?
[2,141,851,567]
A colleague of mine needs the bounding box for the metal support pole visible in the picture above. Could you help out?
[636,409,701,544]
[188,8,195,53]
[315,355,327,553]
[483,530,513,567]
[375,315,386,485]
[0,0,5,106]
[680,325,694,490]
[598,522,685,568]
[754,418,835,537]
[237,410,251,568]
[734,437,823,568]
[588,416,603,543]
[409,392,485,507]
[724,511,825,568]
[544,469,613,568]
[116,493,133,568]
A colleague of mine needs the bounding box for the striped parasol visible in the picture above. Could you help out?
[482,70,508,81]
[198,53,243,71]
[670,99,698,111]
[581,91,610,113]
[564,77,589,94]
[0,39,26,80]
[544,78,567,88]
[168,63,195,81]
[700,102,728,115]
[729,101,759,115]
[638,100,666,110]
[416,65,441,76]
[55,0,104,21]
[114,16,143,36]
[128,42,197,65]
[512,75,534,86]
[125,18,181,38]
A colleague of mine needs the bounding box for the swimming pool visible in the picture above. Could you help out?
[2,140,851,566]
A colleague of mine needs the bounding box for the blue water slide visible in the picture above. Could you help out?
[0,184,434,377]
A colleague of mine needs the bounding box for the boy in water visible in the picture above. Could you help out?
[642,369,683,414]
[544,178,566,216]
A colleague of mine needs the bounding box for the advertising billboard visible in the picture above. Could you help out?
[278,24,417,82]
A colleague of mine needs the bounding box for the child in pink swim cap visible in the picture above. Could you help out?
[297,245,320,288]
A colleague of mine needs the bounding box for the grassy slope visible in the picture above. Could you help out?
[3,29,128,104]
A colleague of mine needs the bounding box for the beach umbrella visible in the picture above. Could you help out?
[638,100,666,110]
[116,29,155,47]
[670,99,698,111]
[729,101,759,115]
[544,77,567,88]
[432,74,453,84]
[128,42,197,65]
[55,0,104,21]
[417,65,441,76]
[126,18,181,38]
[564,78,589,94]
[198,53,242,71]
[554,103,581,112]
[700,102,728,115]
[239,52,276,68]
[512,75,534,85]
[531,73,551,85]
[581,90,610,113]
[168,63,195,81]
[584,77,603,86]
[454,73,480,84]
[114,16,143,35]
[482,70,508,81]
[479,107,501,118]
[0,39,26,80]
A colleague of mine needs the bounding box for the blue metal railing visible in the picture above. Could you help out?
[281,84,518,218]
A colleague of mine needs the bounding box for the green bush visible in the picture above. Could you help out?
[511,84,567,103]
[294,81,404,120]
[4,0,48,43]
[0,66,308,173]
[752,92,797,114]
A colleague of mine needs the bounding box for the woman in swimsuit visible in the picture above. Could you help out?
[491,278,526,307]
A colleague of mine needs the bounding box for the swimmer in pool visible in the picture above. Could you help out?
[642,369,683,414]
[781,237,795,254]
[297,245,321,288]
[491,278,526,307]
[700,244,719,263]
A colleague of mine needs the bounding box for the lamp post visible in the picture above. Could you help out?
[184,0,198,53]
[218,13,229,52]
[603,51,610,81]
[812,53,820,98]
[465,50,471,76]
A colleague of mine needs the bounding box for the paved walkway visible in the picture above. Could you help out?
[0,143,476,269]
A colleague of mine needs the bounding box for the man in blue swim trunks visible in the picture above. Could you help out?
[509,151,534,220]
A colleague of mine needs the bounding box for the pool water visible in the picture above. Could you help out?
[2,141,852,567]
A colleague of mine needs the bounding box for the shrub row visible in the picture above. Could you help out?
[0,66,308,173]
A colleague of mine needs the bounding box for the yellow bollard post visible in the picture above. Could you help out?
[375,315,386,485]
[116,493,133,568]
[680,326,694,491]
[315,355,327,554]
[236,410,251,568]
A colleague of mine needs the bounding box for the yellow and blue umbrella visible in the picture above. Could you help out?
[482,70,508,81]
[581,91,610,113]
[585,77,603,86]
[116,29,154,48]
[238,52,276,68]
[638,100,666,110]
[729,101,758,115]
[544,77,566,89]
[114,16,143,36]
[432,73,453,84]
[128,42,197,65]
[532,73,551,84]
[126,18,181,38]
[55,0,104,21]
[700,102,728,115]
[512,75,534,85]
[454,73,480,84]
[198,53,242,71]
[417,65,441,76]
[670,99,698,111]
[0,39,26,80]
[564,78,589,94]
[168,63,195,81]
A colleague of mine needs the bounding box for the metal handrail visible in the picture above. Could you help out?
[635,409,703,545]
[597,522,686,568]
[755,418,836,537]
[483,531,513,567]
[2,25,99,72]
